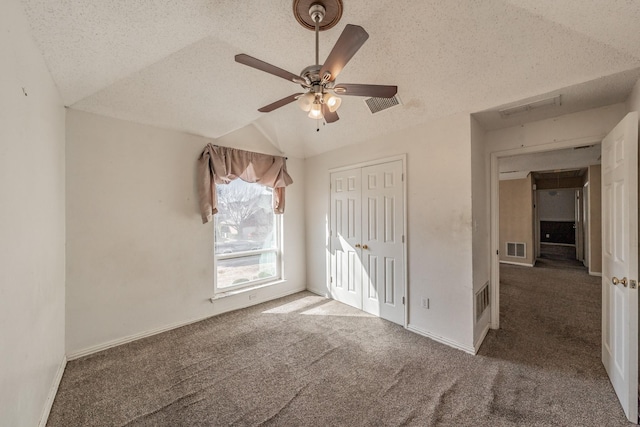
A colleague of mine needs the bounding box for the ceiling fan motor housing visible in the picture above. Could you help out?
[309,4,325,22]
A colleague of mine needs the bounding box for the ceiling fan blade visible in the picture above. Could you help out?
[322,104,339,123]
[235,54,300,83]
[320,24,369,82]
[258,93,303,113]
[334,83,397,98]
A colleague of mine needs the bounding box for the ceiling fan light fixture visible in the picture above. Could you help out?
[298,92,315,112]
[323,92,341,112]
[308,102,324,119]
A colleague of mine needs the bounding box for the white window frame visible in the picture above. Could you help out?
[213,189,283,294]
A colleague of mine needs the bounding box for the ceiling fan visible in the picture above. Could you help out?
[235,0,398,124]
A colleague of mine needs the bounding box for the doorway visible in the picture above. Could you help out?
[329,156,407,326]
[490,139,603,329]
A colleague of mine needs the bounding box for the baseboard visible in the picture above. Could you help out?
[499,260,535,267]
[407,325,475,355]
[589,271,602,277]
[306,287,329,298]
[473,323,491,354]
[67,285,305,360]
[39,355,67,427]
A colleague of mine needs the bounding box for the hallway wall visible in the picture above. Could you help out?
[499,176,534,266]
[587,165,602,274]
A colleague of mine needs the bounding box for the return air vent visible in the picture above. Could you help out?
[506,242,526,258]
[475,282,490,322]
[364,95,401,114]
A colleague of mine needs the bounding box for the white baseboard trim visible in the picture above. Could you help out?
[589,271,602,277]
[473,323,491,354]
[500,260,535,267]
[407,325,475,355]
[67,286,305,360]
[39,355,67,427]
[306,287,329,298]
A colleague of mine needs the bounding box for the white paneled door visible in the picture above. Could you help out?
[601,111,638,423]
[330,168,362,309]
[330,160,405,326]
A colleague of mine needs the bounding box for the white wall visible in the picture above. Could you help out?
[65,110,306,355]
[305,113,476,352]
[470,116,490,346]
[627,77,640,113]
[538,189,575,221]
[0,1,66,425]
[485,103,627,154]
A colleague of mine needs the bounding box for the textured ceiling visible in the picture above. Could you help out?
[21,0,640,158]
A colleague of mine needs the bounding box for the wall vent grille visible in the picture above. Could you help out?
[475,282,490,322]
[506,242,526,258]
[364,95,401,114]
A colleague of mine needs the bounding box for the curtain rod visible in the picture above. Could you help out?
[212,144,287,160]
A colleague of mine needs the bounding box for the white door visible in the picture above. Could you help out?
[601,111,638,423]
[575,189,583,261]
[361,161,405,325]
[330,160,406,325]
[330,168,362,309]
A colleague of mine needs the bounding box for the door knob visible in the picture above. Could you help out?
[362,244,369,250]
[612,277,628,286]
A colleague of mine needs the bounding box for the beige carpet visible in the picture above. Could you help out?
[47,264,631,426]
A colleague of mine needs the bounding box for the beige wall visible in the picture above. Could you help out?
[1,0,66,425]
[588,165,602,274]
[499,176,535,265]
[65,110,307,355]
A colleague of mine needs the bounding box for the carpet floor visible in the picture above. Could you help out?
[48,265,631,426]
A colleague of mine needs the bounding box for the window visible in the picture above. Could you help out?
[214,179,281,292]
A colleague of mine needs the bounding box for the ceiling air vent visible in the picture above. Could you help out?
[364,95,401,114]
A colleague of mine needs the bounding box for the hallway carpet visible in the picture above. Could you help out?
[48,265,630,426]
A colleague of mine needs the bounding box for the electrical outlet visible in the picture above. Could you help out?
[249,293,257,301]
[421,297,429,309]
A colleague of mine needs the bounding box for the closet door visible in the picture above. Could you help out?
[330,168,362,309]
[361,161,405,325]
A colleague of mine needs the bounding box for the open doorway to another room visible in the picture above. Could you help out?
[498,144,602,275]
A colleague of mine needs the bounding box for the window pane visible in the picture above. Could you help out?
[215,180,275,254]
[216,253,277,289]
[214,179,280,292]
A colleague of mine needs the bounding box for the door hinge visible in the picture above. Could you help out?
[330,277,333,284]
[496,250,499,255]
[402,235,405,243]
[402,173,404,182]
[402,296,405,305]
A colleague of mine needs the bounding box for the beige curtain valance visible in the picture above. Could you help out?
[197,144,293,224]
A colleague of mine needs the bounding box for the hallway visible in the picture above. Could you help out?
[479,263,629,424]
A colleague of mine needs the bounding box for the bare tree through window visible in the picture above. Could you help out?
[214,179,279,290]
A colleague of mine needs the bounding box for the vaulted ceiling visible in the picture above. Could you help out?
[21,0,640,158]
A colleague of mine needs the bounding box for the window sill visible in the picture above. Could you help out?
[210,279,287,302]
